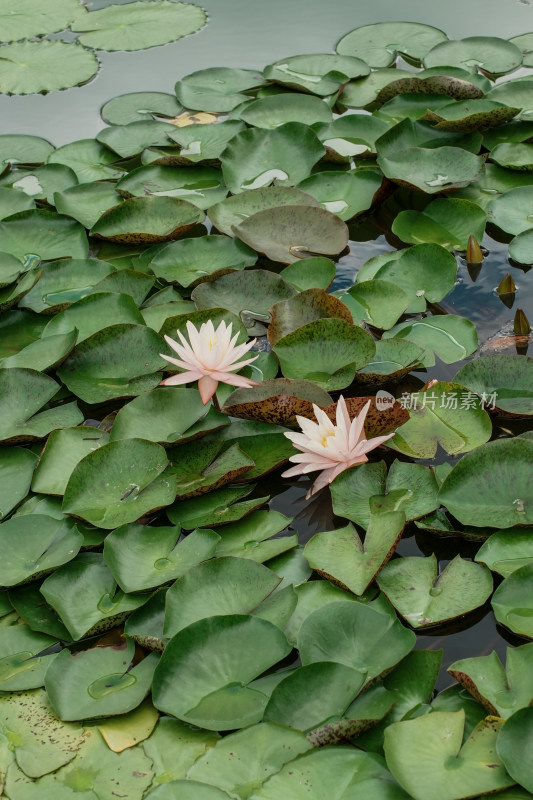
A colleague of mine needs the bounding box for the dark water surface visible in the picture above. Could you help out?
[2,0,533,689]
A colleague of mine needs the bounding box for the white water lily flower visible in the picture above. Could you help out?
[160,319,259,404]
[282,396,395,498]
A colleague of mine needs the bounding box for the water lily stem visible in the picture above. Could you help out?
[212,393,221,412]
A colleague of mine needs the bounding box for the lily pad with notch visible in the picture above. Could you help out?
[0,447,37,520]
[339,68,413,109]
[149,234,257,287]
[53,181,123,229]
[237,94,333,129]
[42,292,145,344]
[45,635,159,721]
[116,165,227,210]
[313,114,390,158]
[335,279,409,330]
[0,134,54,168]
[491,562,533,639]
[19,257,114,315]
[475,527,533,577]
[454,354,533,416]
[152,614,291,730]
[0,40,99,95]
[40,552,149,640]
[62,437,174,529]
[175,67,265,113]
[0,208,88,261]
[220,123,325,193]
[164,120,246,165]
[166,439,255,499]
[336,22,448,68]
[422,35,523,78]
[487,185,533,235]
[0,624,59,692]
[496,707,533,793]
[7,583,70,640]
[47,139,126,183]
[101,91,182,126]
[207,185,320,237]
[97,120,181,159]
[214,509,296,563]
[0,329,77,373]
[382,317,478,367]
[264,53,370,95]
[205,420,294,481]
[297,170,384,221]
[90,195,204,244]
[377,144,484,193]
[0,163,77,205]
[354,339,426,383]
[166,485,268,529]
[31,427,110,496]
[268,288,353,346]
[448,642,533,718]
[104,524,219,593]
[392,199,487,251]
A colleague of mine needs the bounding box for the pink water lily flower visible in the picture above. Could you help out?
[282,396,395,498]
[160,319,259,404]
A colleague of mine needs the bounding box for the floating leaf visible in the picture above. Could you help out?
[214,510,295,562]
[7,583,70,640]
[491,563,533,638]
[0,0,83,41]
[104,524,219,593]
[42,292,145,343]
[0,134,54,167]
[454,354,533,416]
[97,698,159,752]
[377,554,493,627]
[72,1,206,51]
[149,234,256,287]
[377,144,484,193]
[164,119,246,165]
[476,528,533,577]
[208,185,320,236]
[167,439,254,499]
[0,209,87,261]
[0,447,37,519]
[339,68,413,108]
[238,93,332,129]
[142,716,219,782]
[0,40,99,95]
[152,615,291,730]
[166,485,267,529]
[438,438,533,528]
[497,707,533,793]
[0,624,58,692]
[264,53,369,95]
[175,67,265,112]
[91,196,204,244]
[222,378,332,425]
[54,181,123,229]
[423,35,523,77]
[383,317,478,367]
[48,139,126,182]
[101,91,182,125]
[337,22,448,67]
[268,289,352,347]
[297,170,383,221]
[220,123,325,193]
[392,198,487,250]
[355,339,425,383]
[487,186,533,235]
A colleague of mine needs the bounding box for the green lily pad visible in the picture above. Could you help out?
[0,209,87,261]
[438,438,533,528]
[0,329,77,373]
[335,280,409,330]
[0,0,82,42]
[0,40,99,95]
[491,563,533,638]
[389,381,491,458]
[314,114,390,159]
[279,257,336,291]
[298,598,415,683]
[0,514,82,586]
[54,181,123,229]
[488,77,533,109]
[508,32,533,67]
[45,635,158,721]
[1,163,78,205]
[423,36,523,78]
[331,460,439,530]
[0,368,82,445]
[490,142,533,171]
[376,117,484,156]
[0,267,41,313]
[175,67,265,112]
[377,554,493,627]
[152,614,291,730]
[222,378,332,425]
[47,139,126,182]
[96,697,159,752]
[166,438,254,499]
[115,165,227,210]
[0,689,83,778]
[149,234,256,287]
[234,204,349,264]
[509,227,533,263]
[7,584,70,640]
[304,514,405,596]
[297,170,383,221]
[375,93,453,124]
[31,427,109,496]
[57,323,166,404]
[383,317,478,367]
[0,251,25,288]
[454,354,533,416]
[220,123,325,193]
[0,447,37,520]
[488,185,533,235]
[384,712,512,800]
[72,1,206,51]
[164,120,245,165]
[142,716,219,783]
[377,144,484,193]
[423,99,519,132]
[62,438,174,529]
[476,528,533,577]
[497,707,533,792]
[110,387,223,444]
[355,339,425,383]
[101,91,182,125]
[187,722,311,796]
[448,643,533,718]
[337,22,448,67]
[19,257,113,314]
[392,199,487,251]
[0,187,35,220]
[40,552,148,640]
[42,292,145,343]
[238,94,333,129]
[0,135,54,167]
[97,120,180,158]
[214,510,296,563]
[104,524,219,592]
[339,68,413,108]
[250,746,410,800]
[264,53,369,95]
[90,195,204,244]
[0,624,58,691]
[164,557,281,637]
[166,486,266,529]
[206,420,294,481]
[273,317,375,390]
[207,185,320,237]
[268,289,352,345]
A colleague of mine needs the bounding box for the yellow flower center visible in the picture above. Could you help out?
[320,430,336,448]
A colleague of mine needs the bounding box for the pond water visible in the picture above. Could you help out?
[2,0,533,692]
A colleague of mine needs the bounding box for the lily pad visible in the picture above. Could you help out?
[165,120,246,164]
[40,552,149,640]
[280,257,336,291]
[375,70,488,104]
[0,40,99,95]
[166,486,267,529]
[384,712,512,800]
[0,134,54,167]
[336,22,448,67]
[475,528,533,577]
[97,698,159,752]
[222,378,332,425]
[207,186,320,237]
[62,438,174,529]
[90,195,204,244]
[0,624,58,692]
[53,181,122,229]
[175,67,265,113]
[220,123,325,192]
[454,354,533,416]
[497,707,533,793]
[167,438,254,499]
[214,510,296,563]
[377,144,484,193]
[149,235,256,287]
[0,186,35,220]
[97,120,180,158]
[423,100,519,132]
[335,280,409,330]
[355,339,425,383]
[238,94,332,129]
[339,68,413,108]
[7,584,69,640]
[0,447,37,520]
[491,563,533,638]
[490,142,533,171]
[383,317,478,367]
[297,170,383,220]
[0,209,87,261]
[448,643,533,718]
[72,1,206,51]
[0,0,83,42]
[488,185,533,235]
[423,36,523,78]
[264,53,370,95]
[101,91,182,125]
[115,165,227,210]
[268,289,352,345]
[273,317,375,390]
[377,554,493,627]
[392,199,487,250]
[152,614,291,730]
[19,257,113,315]
[104,524,219,592]
[48,139,126,182]
[304,515,405,596]
[438,438,533,528]
[42,292,145,343]
[509,227,533,264]
[142,716,219,782]
[206,420,293,481]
